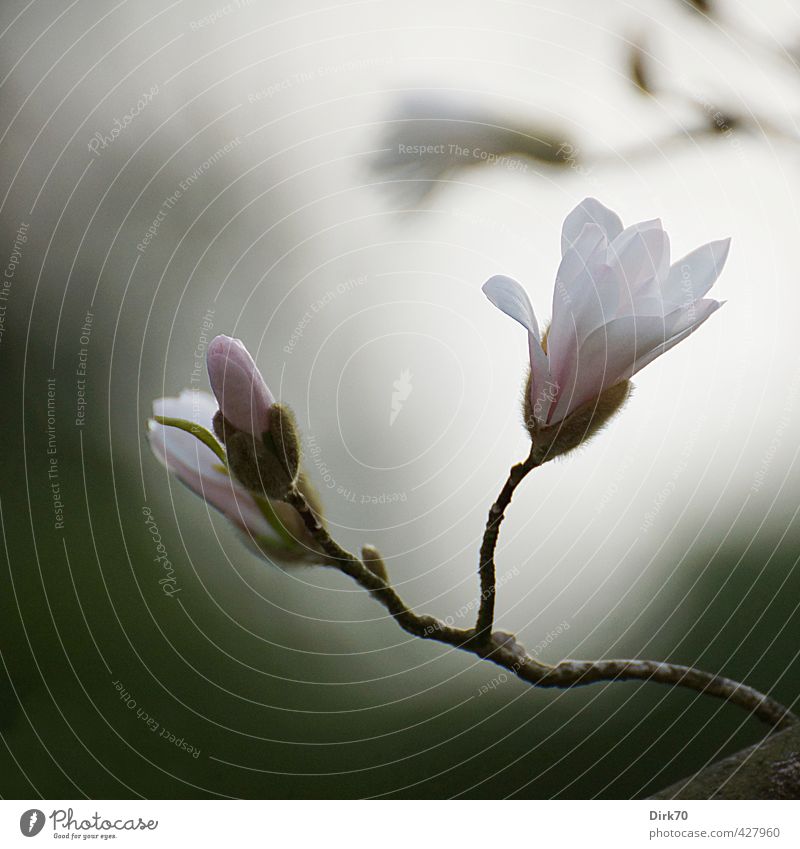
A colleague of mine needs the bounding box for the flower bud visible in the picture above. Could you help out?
[207,335,274,437]
[223,434,289,502]
[213,403,303,501]
[361,545,389,582]
[523,369,630,464]
[147,390,310,561]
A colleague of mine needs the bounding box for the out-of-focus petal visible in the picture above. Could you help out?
[153,388,218,422]
[152,389,218,463]
[561,198,623,255]
[147,392,277,541]
[207,335,274,436]
[483,274,552,422]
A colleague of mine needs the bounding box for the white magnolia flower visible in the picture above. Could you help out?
[483,198,728,454]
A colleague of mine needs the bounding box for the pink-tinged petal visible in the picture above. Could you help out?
[207,335,274,436]
[548,311,687,423]
[553,223,608,308]
[661,238,730,308]
[548,262,618,405]
[483,275,553,422]
[147,392,277,541]
[549,298,723,423]
[549,224,626,420]
[626,299,724,377]
[561,198,623,255]
[551,224,616,343]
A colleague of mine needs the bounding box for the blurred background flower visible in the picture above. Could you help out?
[1,0,799,799]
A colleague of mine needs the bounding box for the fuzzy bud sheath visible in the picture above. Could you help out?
[523,368,630,464]
[361,545,389,582]
[266,403,302,485]
[213,403,301,500]
[211,404,325,560]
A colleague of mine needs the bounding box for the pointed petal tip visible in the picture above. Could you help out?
[705,236,731,260]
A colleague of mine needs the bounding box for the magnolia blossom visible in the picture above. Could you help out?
[147,338,317,563]
[147,390,283,545]
[483,198,728,429]
[206,335,274,436]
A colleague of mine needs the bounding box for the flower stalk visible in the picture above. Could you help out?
[475,446,540,641]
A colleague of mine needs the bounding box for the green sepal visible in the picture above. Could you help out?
[153,416,227,464]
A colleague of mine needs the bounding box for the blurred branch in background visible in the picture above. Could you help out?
[370,91,572,206]
[374,0,800,206]
[373,80,797,207]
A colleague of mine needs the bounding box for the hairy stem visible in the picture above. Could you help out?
[283,485,797,731]
[475,447,539,640]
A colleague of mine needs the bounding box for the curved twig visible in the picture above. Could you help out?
[284,483,797,730]
[476,447,539,640]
